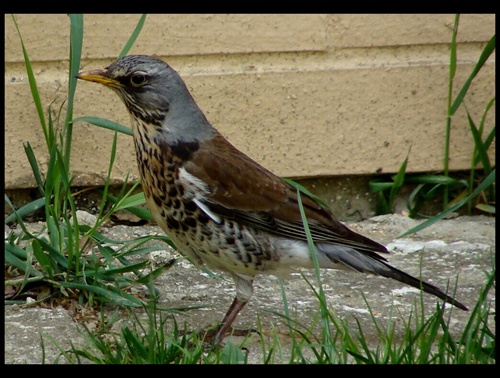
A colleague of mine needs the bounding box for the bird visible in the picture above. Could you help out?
[77,55,468,345]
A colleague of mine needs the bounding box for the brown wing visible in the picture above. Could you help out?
[183,134,289,212]
[183,134,388,256]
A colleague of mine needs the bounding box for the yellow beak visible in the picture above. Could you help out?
[76,68,122,88]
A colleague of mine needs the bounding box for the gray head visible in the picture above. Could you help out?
[77,55,214,142]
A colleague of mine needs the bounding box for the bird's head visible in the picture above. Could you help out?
[77,55,194,127]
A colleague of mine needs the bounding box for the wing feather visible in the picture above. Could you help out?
[183,134,388,256]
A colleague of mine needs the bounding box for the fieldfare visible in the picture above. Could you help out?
[77,55,467,345]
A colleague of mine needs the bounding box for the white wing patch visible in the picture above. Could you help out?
[178,167,222,224]
[194,199,222,224]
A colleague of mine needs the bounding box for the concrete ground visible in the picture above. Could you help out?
[4,214,495,364]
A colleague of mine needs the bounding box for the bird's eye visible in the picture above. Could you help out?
[130,73,147,87]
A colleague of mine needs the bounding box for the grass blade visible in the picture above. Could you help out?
[284,178,330,208]
[56,281,143,307]
[466,110,492,174]
[4,196,46,224]
[443,14,461,210]
[4,244,43,278]
[295,188,333,347]
[475,204,495,214]
[389,149,410,210]
[450,34,495,115]
[72,116,133,136]
[404,174,465,185]
[63,14,84,169]
[473,98,495,168]
[119,14,147,58]
[32,239,55,278]
[66,14,84,121]
[399,168,495,237]
[368,181,394,193]
[135,259,178,284]
[22,142,45,195]
[111,192,146,210]
[477,96,495,138]
[97,260,150,277]
[448,15,459,85]
[11,15,48,141]
[105,192,153,221]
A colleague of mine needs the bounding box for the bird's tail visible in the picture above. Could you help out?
[376,261,468,311]
[316,243,468,311]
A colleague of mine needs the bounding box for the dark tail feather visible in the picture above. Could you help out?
[317,244,468,311]
[381,264,469,311]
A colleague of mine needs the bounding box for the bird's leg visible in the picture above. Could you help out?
[211,296,249,345]
[209,274,254,346]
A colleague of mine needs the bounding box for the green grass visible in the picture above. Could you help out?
[5,14,495,364]
[56,256,495,364]
[370,14,495,224]
[5,14,173,309]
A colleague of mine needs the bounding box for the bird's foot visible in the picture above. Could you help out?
[198,324,259,349]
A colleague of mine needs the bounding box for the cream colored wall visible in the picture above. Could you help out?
[4,14,495,189]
